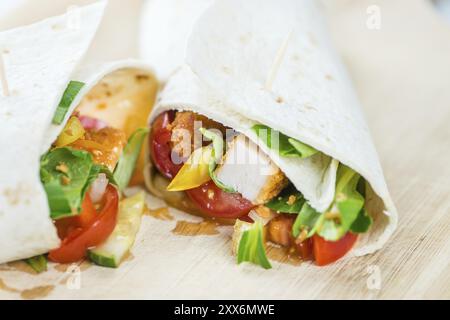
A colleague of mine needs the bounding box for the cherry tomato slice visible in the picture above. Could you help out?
[49,185,119,264]
[186,181,254,219]
[313,232,358,266]
[149,111,182,179]
[54,193,97,239]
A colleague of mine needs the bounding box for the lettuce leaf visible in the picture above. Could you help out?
[237,221,272,269]
[40,148,95,219]
[25,255,47,273]
[317,165,367,241]
[288,166,372,241]
[113,128,149,191]
[265,186,305,213]
[292,202,322,238]
[350,209,373,233]
[252,124,317,158]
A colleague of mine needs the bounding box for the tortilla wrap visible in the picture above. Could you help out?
[0,2,156,264]
[144,0,397,256]
[139,0,214,81]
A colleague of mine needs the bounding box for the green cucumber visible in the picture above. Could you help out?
[88,191,145,268]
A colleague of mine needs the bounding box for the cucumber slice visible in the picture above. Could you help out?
[88,191,145,268]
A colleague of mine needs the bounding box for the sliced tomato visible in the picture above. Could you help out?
[49,185,119,264]
[186,181,254,219]
[54,193,97,239]
[313,232,358,266]
[149,111,182,179]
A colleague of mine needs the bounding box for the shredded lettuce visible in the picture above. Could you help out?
[25,255,47,273]
[302,165,370,241]
[292,202,322,238]
[252,124,317,158]
[200,128,236,193]
[318,165,366,240]
[52,81,85,125]
[237,221,272,269]
[113,128,149,191]
[277,165,372,242]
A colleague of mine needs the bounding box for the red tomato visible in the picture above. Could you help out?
[149,111,182,179]
[55,194,97,239]
[313,233,358,266]
[186,181,254,219]
[49,185,119,263]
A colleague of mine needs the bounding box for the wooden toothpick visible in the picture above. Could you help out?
[0,48,10,97]
[265,30,293,91]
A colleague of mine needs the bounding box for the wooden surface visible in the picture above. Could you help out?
[1,0,449,300]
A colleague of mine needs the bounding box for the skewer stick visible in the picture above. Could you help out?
[0,49,10,97]
[264,30,293,91]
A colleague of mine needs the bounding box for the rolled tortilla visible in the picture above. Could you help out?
[0,2,157,264]
[139,0,214,81]
[145,0,397,256]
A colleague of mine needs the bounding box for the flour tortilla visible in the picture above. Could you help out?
[146,0,397,256]
[0,2,155,264]
[139,0,214,81]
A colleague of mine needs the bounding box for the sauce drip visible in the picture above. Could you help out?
[172,220,220,236]
[20,285,55,300]
[144,206,173,221]
[266,244,302,266]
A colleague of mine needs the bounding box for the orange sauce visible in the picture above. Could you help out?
[144,206,173,221]
[171,220,220,236]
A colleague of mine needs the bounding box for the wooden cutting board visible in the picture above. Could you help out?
[1,0,449,299]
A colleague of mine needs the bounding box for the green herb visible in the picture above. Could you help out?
[25,255,47,273]
[113,128,149,191]
[237,221,272,269]
[252,124,317,158]
[52,81,85,125]
[200,128,236,193]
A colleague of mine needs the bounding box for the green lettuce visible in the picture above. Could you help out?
[292,202,322,238]
[252,124,317,158]
[265,186,305,213]
[287,165,373,242]
[40,147,113,220]
[237,221,272,269]
[40,148,94,219]
[317,165,370,241]
[25,255,47,273]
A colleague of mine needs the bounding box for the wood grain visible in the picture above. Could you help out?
[0,0,449,299]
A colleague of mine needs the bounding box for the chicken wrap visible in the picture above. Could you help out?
[0,2,158,270]
[143,0,397,268]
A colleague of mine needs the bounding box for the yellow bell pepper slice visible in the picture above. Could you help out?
[55,116,85,147]
[167,146,213,191]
